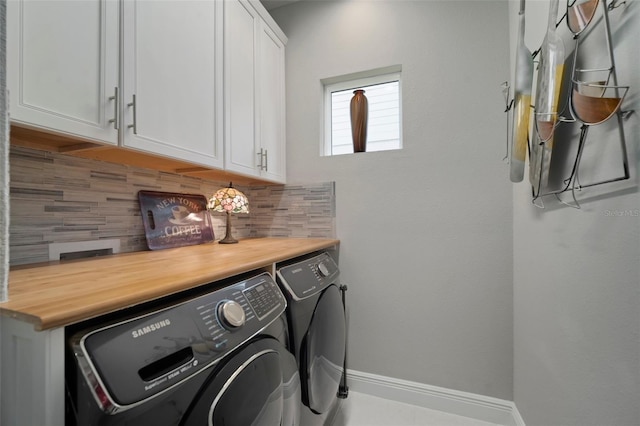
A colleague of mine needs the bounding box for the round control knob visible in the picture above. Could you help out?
[317,262,330,277]
[218,300,245,329]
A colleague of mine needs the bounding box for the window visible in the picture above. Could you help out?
[323,67,402,156]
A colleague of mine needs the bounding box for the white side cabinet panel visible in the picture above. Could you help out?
[7,0,119,144]
[0,318,65,426]
[121,0,224,168]
[224,0,287,183]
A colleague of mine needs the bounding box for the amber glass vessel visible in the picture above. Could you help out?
[567,0,599,35]
[571,81,627,125]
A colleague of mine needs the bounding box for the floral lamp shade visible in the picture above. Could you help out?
[207,183,249,244]
[208,186,249,214]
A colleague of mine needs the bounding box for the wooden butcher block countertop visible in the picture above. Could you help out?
[1,238,339,331]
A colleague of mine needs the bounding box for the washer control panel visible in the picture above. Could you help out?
[194,273,285,349]
[243,281,285,320]
[277,251,339,301]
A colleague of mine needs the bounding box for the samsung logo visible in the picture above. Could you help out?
[132,319,171,338]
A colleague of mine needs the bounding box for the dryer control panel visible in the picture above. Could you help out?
[71,272,286,414]
[276,251,339,301]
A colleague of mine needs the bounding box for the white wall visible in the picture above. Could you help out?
[509,0,640,425]
[271,0,514,400]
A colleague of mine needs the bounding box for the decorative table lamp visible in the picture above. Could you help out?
[207,182,249,244]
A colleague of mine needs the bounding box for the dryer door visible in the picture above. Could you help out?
[181,338,300,426]
[303,284,346,414]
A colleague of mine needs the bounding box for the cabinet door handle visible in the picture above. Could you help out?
[108,87,119,130]
[127,95,137,134]
[257,148,268,171]
[263,149,268,172]
[257,148,264,170]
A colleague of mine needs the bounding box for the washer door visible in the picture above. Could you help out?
[302,284,346,414]
[181,338,300,426]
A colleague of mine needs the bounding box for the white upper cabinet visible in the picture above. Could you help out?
[8,0,224,169]
[224,0,287,183]
[121,0,223,168]
[258,23,286,183]
[8,0,285,180]
[7,0,120,145]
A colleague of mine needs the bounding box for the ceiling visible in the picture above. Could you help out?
[259,0,301,11]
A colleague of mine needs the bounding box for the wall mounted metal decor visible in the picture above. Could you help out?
[504,0,634,209]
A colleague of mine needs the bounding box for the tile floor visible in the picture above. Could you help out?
[329,391,501,426]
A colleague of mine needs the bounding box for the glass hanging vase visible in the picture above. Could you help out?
[510,0,534,183]
[529,0,565,193]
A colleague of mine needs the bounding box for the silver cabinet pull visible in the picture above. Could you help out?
[127,95,137,134]
[108,87,119,130]
[263,149,268,172]
[257,148,268,171]
[257,148,264,170]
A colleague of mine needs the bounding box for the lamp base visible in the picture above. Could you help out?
[219,211,239,244]
[218,235,238,244]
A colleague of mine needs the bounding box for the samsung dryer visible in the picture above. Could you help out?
[66,272,300,426]
[276,251,347,425]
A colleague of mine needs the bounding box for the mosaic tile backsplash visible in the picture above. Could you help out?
[9,146,336,266]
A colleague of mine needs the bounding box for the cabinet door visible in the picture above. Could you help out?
[7,0,119,145]
[258,24,286,183]
[1,318,65,426]
[224,0,287,183]
[224,0,260,178]
[121,0,223,168]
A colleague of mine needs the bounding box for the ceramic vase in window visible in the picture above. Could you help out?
[350,89,368,153]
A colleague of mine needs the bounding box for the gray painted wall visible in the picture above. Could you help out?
[509,1,640,425]
[271,1,514,400]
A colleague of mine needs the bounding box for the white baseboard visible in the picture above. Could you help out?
[344,369,525,426]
